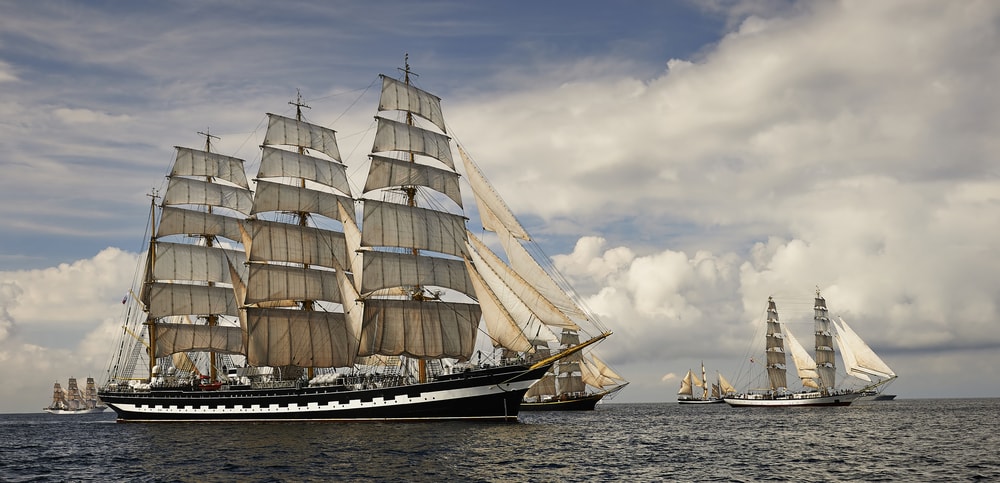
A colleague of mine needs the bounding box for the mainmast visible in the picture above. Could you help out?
[401,54,431,383]
[814,288,836,394]
[198,128,221,383]
[144,191,159,380]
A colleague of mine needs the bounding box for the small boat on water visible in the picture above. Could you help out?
[44,377,107,414]
[677,362,732,404]
[724,290,863,407]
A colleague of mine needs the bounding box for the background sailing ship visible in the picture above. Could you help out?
[677,362,733,404]
[521,329,628,410]
[98,60,617,422]
[724,290,867,407]
[44,377,107,414]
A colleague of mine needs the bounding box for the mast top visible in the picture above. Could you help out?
[398,52,418,85]
[289,89,310,121]
[197,128,220,152]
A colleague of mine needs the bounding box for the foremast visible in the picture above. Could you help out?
[140,129,253,384]
[764,296,788,393]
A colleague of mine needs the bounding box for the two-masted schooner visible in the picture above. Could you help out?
[98,62,612,422]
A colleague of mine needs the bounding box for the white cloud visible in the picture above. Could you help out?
[0,249,136,413]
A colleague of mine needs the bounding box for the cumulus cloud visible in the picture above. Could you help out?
[0,248,137,412]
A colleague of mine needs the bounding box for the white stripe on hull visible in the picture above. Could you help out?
[724,392,861,407]
[106,378,536,420]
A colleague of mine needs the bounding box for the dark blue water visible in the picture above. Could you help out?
[2,399,998,482]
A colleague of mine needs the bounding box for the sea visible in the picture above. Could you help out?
[2,399,997,482]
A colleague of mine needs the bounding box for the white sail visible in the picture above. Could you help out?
[154,323,245,358]
[833,319,873,383]
[467,233,578,330]
[525,373,556,399]
[784,326,821,389]
[835,316,895,380]
[466,238,558,345]
[458,146,529,240]
[252,179,354,223]
[246,219,348,270]
[580,355,624,388]
[373,117,453,169]
[357,299,479,359]
[263,113,342,161]
[245,264,342,305]
[465,258,535,352]
[679,370,694,396]
[718,373,737,395]
[147,283,239,318]
[359,250,474,298]
[245,308,355,367]
[364,154,462,207]
[157,206,246,243]
[151,242,247,285]
[377,75,447,133]
[172,146,251,189]
[163,176,254,215]
[360,200,466,257]
[259,145,351,194]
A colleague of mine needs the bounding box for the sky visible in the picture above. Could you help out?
[1,0,998,413]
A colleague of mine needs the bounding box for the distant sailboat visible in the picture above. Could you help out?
[44,377,107,414]
[521,329,628,411]
[677,362,728,404]
[833,316,897,400]
[724,290,862,407]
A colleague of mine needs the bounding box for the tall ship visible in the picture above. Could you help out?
[98,60,611,422]
[724,290,862,407]
[677,362,732,404]
[44,377,107,414]
[521,330,628,411]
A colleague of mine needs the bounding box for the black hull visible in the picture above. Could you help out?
[99,364,550,423]
[520,392,605,411]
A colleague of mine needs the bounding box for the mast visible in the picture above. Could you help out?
[199,128,222,382]
[701,361,708,400]
[765,296,787,392]
[144,192,159,380]
[402,55,428,383]
[813,288,836,394]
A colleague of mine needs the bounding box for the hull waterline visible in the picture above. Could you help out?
[99,364,550,422]
[520,392,605,411]
[723,392,861,407]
